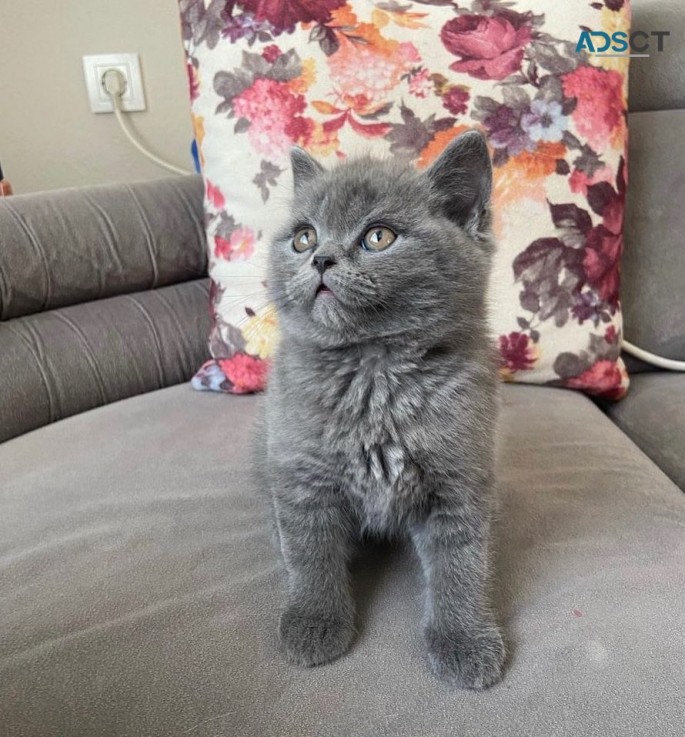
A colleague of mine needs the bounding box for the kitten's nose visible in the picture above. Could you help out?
[312,255,336,275]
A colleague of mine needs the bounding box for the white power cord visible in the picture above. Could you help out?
[101,69,193,176]
[622,339,685,372]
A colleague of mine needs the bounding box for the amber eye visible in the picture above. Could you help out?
[361,225,396,252]
[292,226,317,253]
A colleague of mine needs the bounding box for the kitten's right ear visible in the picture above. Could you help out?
[424,130,492,238]
[291,147,324,192]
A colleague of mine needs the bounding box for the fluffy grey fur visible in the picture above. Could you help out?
[259,131,504,689]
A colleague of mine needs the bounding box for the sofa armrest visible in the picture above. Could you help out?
[0,177,211,443]
[0,280,211,443]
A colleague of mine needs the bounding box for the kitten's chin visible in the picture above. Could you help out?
[282,292,355,345]
[311,290,344,326]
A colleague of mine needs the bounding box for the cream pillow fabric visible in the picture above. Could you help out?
[180,0,630,399]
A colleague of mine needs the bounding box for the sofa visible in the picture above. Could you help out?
[2,5,684,736]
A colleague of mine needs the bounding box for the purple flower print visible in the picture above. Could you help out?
[484,104,534,156]
[521,99,568,143]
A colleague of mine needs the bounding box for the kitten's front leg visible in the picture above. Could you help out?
[411,493,505,690]
[274,489,355,667]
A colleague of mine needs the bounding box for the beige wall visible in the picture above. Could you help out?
[0,0,194,194]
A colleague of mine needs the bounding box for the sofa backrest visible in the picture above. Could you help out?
[0,176,210,443]
[623,0,685,363]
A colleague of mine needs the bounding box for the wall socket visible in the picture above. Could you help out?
[82,53,147,113]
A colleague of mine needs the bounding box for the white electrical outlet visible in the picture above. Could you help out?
[82,53,147,113]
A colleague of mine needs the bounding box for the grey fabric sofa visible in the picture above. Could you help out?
[2,5,685,735]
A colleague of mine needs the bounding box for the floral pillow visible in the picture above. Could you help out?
[179,0,630,400]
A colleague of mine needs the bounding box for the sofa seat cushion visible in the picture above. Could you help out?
[606,373,685,491]
[1,384,684,737]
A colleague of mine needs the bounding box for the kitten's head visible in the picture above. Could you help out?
[268,130,494,348]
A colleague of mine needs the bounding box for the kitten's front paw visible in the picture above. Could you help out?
[426,626,505,690]
[279,607,354,667]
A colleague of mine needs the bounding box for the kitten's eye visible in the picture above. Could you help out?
[361,226,396,252]
[292,226,318,253]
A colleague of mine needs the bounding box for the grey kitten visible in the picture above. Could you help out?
[259,131,504,689]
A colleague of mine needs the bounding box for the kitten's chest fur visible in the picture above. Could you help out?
[278,343,440,533]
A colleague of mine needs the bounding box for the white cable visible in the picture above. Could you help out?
[102,69,193,177]
[622,339,685,372]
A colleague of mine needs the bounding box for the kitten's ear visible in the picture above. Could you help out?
[291,147,324,192]
[424,130,492,237]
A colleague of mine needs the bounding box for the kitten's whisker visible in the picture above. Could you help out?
[217,292,270,305]
[231,297,297,329]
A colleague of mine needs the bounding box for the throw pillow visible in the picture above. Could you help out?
[179,0,630,399]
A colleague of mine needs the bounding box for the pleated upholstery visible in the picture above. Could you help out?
[0,176,207,321]
[0,280,211,443]
[0,176,211,442]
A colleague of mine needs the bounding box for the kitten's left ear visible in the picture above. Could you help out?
[424,130,492,237]
[291,147,324,192]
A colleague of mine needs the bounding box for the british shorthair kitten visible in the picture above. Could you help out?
[259,130,504,689]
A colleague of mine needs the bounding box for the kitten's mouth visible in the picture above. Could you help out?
[316,284,334,297]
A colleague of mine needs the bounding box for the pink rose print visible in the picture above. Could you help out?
[238,0,346,35]
[562,66,625,150]
[187,61,200,102]
[262,44,281,63]
[565,360,624,400]
[442,86,470,116]
[218,353,269,394]
[569,165,613,196]
[583,226,622,305]
[499,332,538,372]
[441,14,532,81]
[583,166,626,306]
[206,180,225,209]
[408,69,432,99]
[233,78,313,159]
[214,226,256,261]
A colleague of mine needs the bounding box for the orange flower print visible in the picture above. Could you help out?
[307,120,340,157]
[371,5,428,31]
[328,35,420,116]
[192,114,206,168]
[511,141,566,180]
[288,57,316,95]
[492,141,564,210]
[417,126,469,168]
[324,8,420,119]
